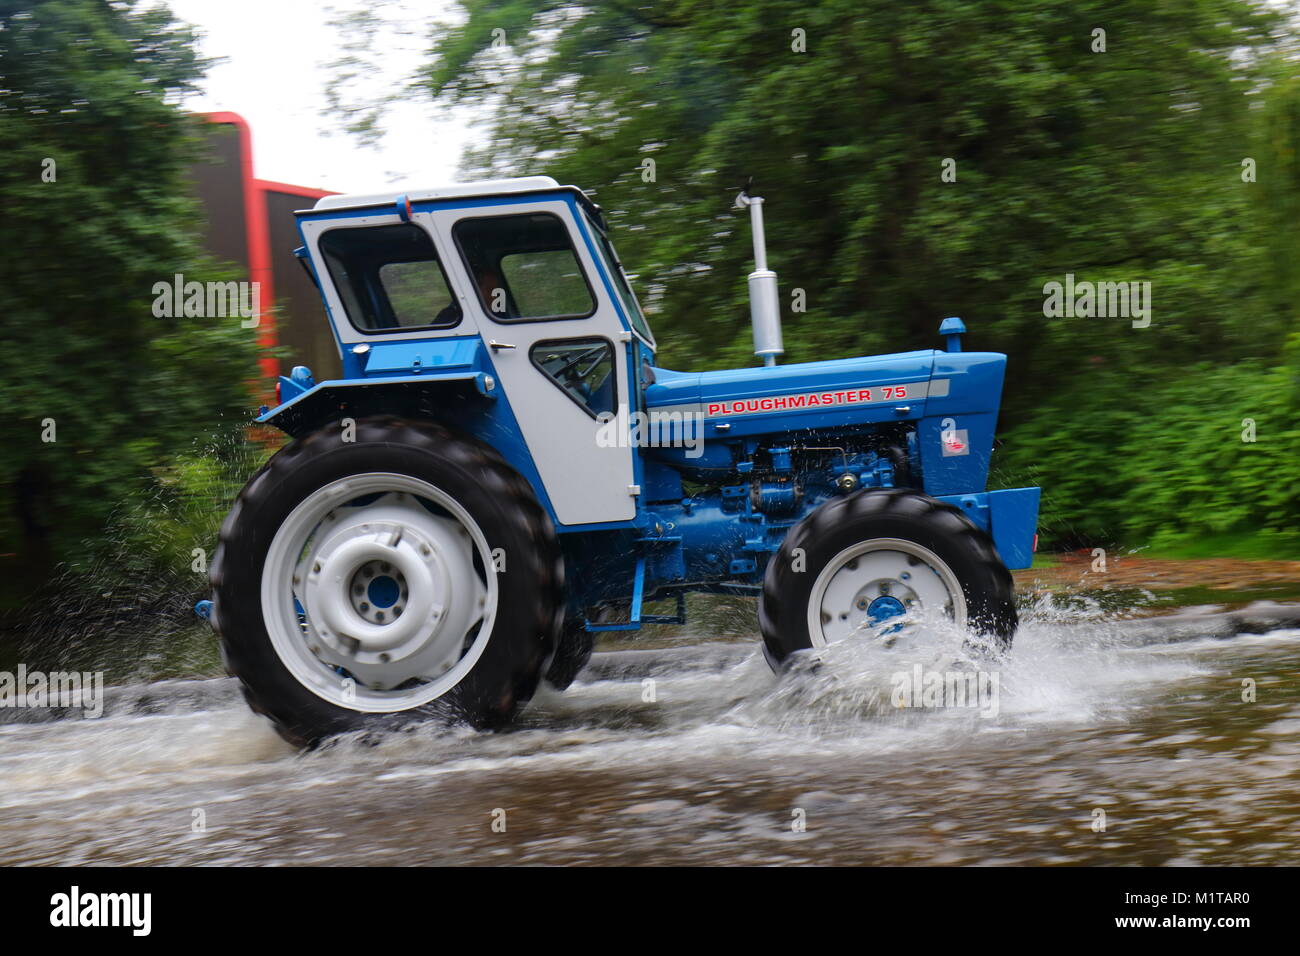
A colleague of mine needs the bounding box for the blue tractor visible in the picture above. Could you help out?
[205,177,1040,746]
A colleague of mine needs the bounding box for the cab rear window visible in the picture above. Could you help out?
[319,223,461,333]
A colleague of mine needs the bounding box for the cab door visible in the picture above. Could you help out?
[420,200,636,526]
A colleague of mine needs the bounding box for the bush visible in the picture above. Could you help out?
[7,428,277,681]
[998,357,1300,556]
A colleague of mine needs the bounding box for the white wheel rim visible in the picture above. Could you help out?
[806,537,967,647]
[260,472,497,712]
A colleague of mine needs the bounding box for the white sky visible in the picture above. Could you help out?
[164,0,481,194]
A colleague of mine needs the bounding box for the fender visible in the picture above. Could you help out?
[258,372,498,438]
[254,338,560,527]
[258,336,498,438]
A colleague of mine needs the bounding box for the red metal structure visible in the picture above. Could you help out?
[193,112,339,385]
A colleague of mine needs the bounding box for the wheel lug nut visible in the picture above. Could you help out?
[360,602,370,612]
[880,583,891,595]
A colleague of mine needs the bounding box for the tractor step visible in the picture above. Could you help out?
[584,557,687,632]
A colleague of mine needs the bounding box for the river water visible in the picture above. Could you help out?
[2,599,1298,866]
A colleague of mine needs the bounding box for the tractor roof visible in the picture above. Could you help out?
[307,176,596,215]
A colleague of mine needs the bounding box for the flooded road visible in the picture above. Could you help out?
[2,600,1299,866]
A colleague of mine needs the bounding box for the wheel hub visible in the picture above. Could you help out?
[866,594,907,624]
[294,491,486,689]
[810,538,966,646]
[349,561,406,623]
[261,473,499,714]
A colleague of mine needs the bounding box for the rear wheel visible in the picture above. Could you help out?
[544,615,594,691]
[210,417,564,747]
[544,603,631,690]
[759,488,1016,668]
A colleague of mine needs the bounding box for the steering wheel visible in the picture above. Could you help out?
[551,344,608,383]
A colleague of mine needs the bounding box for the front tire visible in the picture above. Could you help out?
[210,417,564,747]
[759,488,1016,668]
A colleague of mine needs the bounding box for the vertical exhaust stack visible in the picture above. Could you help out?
[736,187,783,367]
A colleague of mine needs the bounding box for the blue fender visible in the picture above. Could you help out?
[258,372,499,437]
[257,337,499,438]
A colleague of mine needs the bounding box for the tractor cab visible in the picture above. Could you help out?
[275,177,655,528]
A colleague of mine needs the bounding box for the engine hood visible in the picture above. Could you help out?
[643,348,1006,437]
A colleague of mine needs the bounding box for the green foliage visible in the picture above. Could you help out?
[9,426,271,681]
[116,435,272,582]
[390,0,1299,553]
[412,1,1281,372]
[12,428,271,679]
[0,0,261,602]
[998,361,1300,552]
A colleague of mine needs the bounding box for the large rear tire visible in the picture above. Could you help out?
[759,488,1016,668]
[544,603,631,690]
[544,615,594,691]
[210,417,564,747]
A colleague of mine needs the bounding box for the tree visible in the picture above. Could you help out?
[401,1,1282,385]
[332,0,1299,552]
[0,0,260,603]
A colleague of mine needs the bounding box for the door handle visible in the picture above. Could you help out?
[488,340,516,351]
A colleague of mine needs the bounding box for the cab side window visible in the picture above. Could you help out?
[530,338,616,418]
[454,213,595,322]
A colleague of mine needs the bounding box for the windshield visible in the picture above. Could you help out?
[585,215,654,345]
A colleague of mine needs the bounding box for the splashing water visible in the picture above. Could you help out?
[2,589,1298,866]
[3,427,273,683]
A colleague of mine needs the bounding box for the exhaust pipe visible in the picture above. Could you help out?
[736,188,783,367]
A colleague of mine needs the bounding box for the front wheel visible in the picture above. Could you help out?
[758,488,1017,669]
[209,417,564,747]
